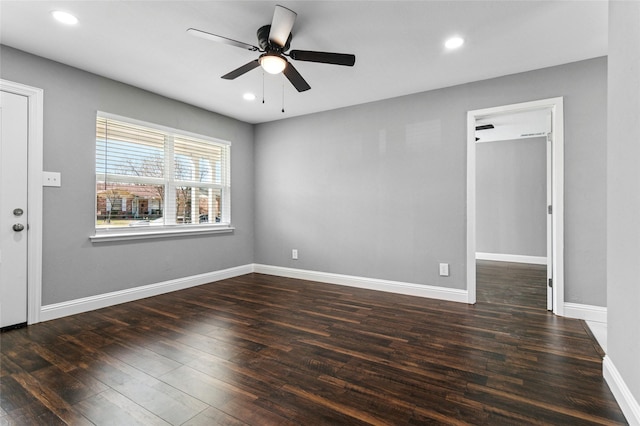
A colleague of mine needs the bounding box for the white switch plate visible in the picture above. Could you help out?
[439,263,450,277]
[292,249,298,260]
[43,171,61,187]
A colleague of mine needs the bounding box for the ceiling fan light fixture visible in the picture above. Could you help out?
[259,54,287,74]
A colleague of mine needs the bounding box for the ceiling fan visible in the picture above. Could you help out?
[187,5,356,92]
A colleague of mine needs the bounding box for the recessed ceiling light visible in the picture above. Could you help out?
[51,10,78,25]
[243,93,256,101]
[445,36,464,50]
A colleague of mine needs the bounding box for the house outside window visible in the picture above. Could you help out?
[95,113,230,234]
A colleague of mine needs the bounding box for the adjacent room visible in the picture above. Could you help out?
[1,1,639,424]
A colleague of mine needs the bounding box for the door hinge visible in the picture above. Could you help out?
[548,278,553,288]
[548,205,553,214]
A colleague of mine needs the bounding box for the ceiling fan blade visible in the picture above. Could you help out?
[221,60,260,80]
[283,62,310,92]
[269,5,297,48]
[187,28,259,51]
[289,50,356,66]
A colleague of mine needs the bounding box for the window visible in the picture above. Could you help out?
[95,113,230,238]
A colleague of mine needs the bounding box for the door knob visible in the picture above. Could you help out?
[12,223,25,232]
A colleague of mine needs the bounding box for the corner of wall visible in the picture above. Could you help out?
[603,356,640,425]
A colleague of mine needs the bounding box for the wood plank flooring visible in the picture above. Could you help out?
[476,260,548,309]
[1,262,626,425]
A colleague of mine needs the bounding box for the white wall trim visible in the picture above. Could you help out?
[563,302,607,323]
[39,264,253,322]
[603,356,640,426]
[39,263,602,327]
[1,79,44,325]
[39,263,472,324]
[253,264,470,303]
[476,252,547,265]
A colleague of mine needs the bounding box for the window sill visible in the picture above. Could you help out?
[90,225,235,243]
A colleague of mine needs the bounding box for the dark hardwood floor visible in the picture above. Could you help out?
[476,260,548,309]
[1,263,625,425]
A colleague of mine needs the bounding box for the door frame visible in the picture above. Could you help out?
[1,79,44,324]
[466,97,564,315]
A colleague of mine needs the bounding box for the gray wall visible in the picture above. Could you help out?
[0,46,609,309]
[476,137,547,257]
[0,46,255,305]
[607,1,640,410]
[255,58,607,305]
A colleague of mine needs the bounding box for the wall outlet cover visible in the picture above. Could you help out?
[43,171,61,187]
[439,263,450,277]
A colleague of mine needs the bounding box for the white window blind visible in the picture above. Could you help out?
[95,114,230,231]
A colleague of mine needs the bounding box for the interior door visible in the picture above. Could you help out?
[0,90,29,329]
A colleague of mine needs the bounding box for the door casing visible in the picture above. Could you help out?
[466,97,564,315]
[1,79,44,325]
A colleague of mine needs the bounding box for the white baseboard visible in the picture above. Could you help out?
[476,252,547,265]
[564,302,607,323]
[603,356,640,425]
[253,264,470,304]
[39,264,254,322]
[38,263,470,323]
[37,262,607,325]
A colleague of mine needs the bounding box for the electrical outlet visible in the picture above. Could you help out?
[292,249,298,260]
[439,263,450,277]
[42,171,61,187]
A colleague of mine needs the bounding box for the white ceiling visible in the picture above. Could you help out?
[0,1,608,124]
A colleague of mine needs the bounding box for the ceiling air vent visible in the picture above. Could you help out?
[475,123,494,141]
[475,124,495,131]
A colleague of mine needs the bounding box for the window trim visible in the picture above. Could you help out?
[90,224,235,243]
[93,112,232,242]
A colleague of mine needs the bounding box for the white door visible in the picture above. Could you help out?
[0,90,29,329]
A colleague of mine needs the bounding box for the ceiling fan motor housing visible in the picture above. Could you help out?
[257,25,291,52]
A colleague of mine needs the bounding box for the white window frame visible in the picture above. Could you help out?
[91,112,233,243]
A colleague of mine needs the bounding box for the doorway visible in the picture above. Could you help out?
[466,97,564,315]
[0,79,44,328]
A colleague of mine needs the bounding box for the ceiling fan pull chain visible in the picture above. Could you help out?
[282,80,285,113]
[262,71,265,104]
